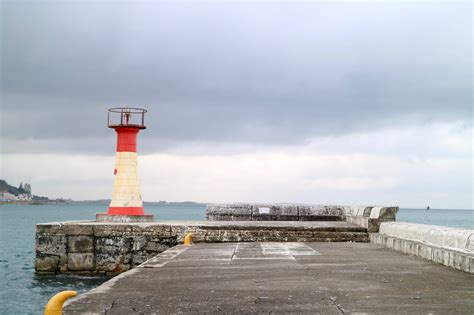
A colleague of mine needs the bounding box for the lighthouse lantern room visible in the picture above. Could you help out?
[96,107,154,222]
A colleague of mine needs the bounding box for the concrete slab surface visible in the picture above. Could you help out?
[65,242,474,314]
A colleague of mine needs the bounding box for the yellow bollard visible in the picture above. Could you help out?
[44,290,77,315]
[184,233,193,246]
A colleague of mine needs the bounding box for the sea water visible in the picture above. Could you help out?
[0,204,472,314]
[0,203,206,315]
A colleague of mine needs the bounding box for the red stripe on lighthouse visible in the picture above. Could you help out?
[108,206,145,215]
[115,127,140,152]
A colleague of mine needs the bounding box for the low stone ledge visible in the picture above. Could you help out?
[206,204,348,222]
[36,221,95,236]
[371,222,474,273]
[378,222,473,251]
[369,206,398,220]
[344,206,373,217]
[344,206,398,232]
[252,204,299,221]
[299,205,345,221]
[206,204,253,221]
[206,204,398,232]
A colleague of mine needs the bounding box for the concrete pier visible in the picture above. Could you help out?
[35,220,368,275]
[36,204,474,313]
[64,242,474,314]
[37,203,395,275]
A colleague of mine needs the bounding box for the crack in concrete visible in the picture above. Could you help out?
[329,296,345,314]
[230,244,237,262]
[104,297,119,315]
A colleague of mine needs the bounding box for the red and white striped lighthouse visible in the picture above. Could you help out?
[96,107,154,222]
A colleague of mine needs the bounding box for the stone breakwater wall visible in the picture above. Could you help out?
[35,222,177,276]
[35,221,369,275]
[371,222,474,274]
[206,204,399,232]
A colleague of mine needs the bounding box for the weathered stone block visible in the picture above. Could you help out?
[35,255,59,273]
[62,224,94,236]
[68,236,94,253]
[170,225,188,240]
[143,241,169,252]
[343,206,373,217]
[130,236,148,251]
[36,222,95,236]
[96,237,132,254]
[58,254,68,272]
[252,205,299,221]
[132,254,151,266]
[95,252,132,272]
[466,233,474,252]
[367,218,380,233]
[155,236,177,247]
[131,225,172,237]
[94,236,134,272]
[36,223,64,235]
[300,214,344,221]
[206,204,253,221]
[36,234,67,255]
[346,216,368,228]
[369,207,398,220]
[67,253,94,271]
[105,264,131,277]
[299,205,345,217]
[93,225,134,237]
[98,264,131,276]
[356,206,373,217]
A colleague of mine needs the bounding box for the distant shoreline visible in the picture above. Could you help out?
[0,200,72,205]
[0,200,207,206]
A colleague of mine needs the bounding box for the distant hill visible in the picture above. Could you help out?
[0,179,26,195]
[0,179,49,202]
[1,180,205,205]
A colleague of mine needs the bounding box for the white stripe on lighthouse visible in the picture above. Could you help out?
[109,151,143,208]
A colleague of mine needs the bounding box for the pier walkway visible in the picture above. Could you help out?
[64,242,474,314]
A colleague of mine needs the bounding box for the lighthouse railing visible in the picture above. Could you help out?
[107,107,147,129]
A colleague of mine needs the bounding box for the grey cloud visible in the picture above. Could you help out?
[1,1,472,154]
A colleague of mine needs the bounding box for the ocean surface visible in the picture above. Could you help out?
[0,203,472,314]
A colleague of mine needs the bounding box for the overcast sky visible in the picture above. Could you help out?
[0,0,472,208]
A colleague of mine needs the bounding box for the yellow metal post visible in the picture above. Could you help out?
[184,233,193,245]
[44,290,77,315]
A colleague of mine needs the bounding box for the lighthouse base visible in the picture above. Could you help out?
[96,213,154,223]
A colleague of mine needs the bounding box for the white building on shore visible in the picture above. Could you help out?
[0,191,32,202]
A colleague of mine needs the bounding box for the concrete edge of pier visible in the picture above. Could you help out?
[371,222,474,273]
